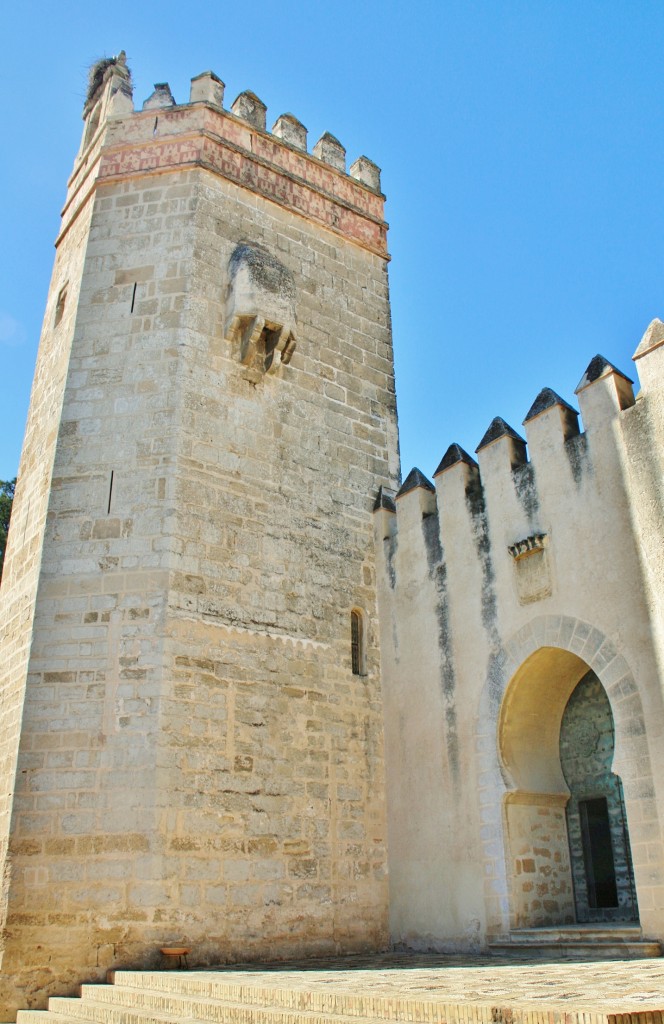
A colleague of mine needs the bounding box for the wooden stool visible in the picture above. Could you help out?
[160,946,190,969]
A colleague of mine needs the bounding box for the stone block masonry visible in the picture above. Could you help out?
[0,55,399,1016]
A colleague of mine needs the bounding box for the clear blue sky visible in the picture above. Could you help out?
[2,1,664,483]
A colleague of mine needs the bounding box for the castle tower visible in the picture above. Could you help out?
[0,55,399,1014]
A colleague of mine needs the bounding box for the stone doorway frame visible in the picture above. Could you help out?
[476,614,663,939]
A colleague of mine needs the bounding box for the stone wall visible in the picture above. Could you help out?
[376,340,664,948]
[0,175,95,958]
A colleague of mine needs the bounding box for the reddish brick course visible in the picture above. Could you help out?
[95,107,387,257]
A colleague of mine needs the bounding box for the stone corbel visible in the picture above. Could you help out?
[224,243,298,378]
[229,314,296,374]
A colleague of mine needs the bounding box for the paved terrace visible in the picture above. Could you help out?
[202,951,664,1022]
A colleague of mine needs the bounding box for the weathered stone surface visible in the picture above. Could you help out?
[313,133,346,172]
[272,114,307,151]
[142,83,175,110]
[189,71,225,108]
[231,90,267,130]
[350,156,381,193]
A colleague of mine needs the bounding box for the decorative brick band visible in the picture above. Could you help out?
[94,108,388,257]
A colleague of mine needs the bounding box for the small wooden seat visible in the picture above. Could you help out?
[160,946,190,969]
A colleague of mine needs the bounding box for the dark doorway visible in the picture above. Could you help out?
[560,670,638,923]
[579,796,618,909]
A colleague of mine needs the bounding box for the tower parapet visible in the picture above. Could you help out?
[65,59,385,262]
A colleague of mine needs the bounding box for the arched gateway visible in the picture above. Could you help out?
[477,615,662,939]
[499,650,638,928]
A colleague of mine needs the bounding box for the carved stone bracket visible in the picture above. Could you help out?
[508,534,552,605]
[508,533,547,560]
[228,314,296,374]
[225,243,297,379]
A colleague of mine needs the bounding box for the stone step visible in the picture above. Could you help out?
[506,925,645,943]
[489,923,662,959]
[91,989,396,1022]
[22,993,399,1024]
[16,1016,84,1024]
[20,984,440,1024]
[488,940,662,960]
[20,998,212,1024]
[97,974,434,1020]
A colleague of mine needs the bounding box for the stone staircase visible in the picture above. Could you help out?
[489,924,662,959]
[10,947,664,1024]
[16,967,438,1024]
[16,971,393,1024]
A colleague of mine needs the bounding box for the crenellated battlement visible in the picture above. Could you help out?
[375,329,662,598]
[68,54,386,256]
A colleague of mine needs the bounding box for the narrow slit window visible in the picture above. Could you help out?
[351,609,365,676]
[54,285,68,328]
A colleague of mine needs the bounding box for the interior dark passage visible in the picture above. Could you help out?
[579,796,619,909]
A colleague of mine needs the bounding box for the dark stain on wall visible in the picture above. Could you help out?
[565,433,591,485]
[229,242,296,298]
[512,463,540,527]
[421,512,459,781]
[465,475,505,716]
[384,533,397,590]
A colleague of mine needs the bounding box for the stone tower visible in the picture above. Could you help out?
[0,54,399,1014]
